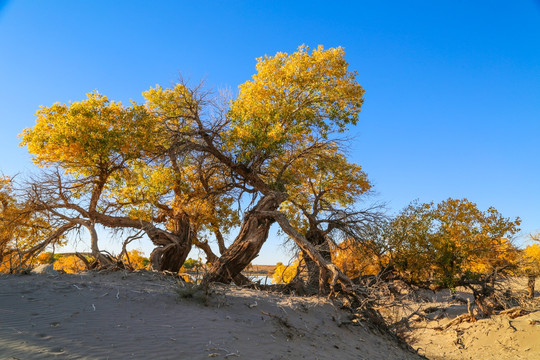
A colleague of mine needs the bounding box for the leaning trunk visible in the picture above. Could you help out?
[267,210,354,296]
[203,193,283,284]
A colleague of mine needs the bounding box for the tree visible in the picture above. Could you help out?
[387,199,520,288]
[0,175,71,272]
[20,91,238,272]
[53,255,88,273]
[18,45,368,290]
[278,146,380,292]
[332,238,386,279]
[521,235,540,298]
[149,45,366,286]
[386,198,520,314]
[19,93,153,266]
[272,260,301,284]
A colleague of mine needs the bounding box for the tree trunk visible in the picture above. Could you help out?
[85,222,110,265]
[91,212,192,273]
[304,227,332,293]
[528,274,536,298]
[203,193,283,284]
[264,210,354,295]
[148,215,193,273]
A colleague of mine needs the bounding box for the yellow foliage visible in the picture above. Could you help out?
[522,244,540,276]
[20,92,153,175]
[280,146,371,233]
[36,252,54,264]
[53,255,87,274]
[332,239,384,278]
[388,198,520,287]
[272,260,300,284]
[122,249,149,270]
[466,237,519,274]
[228,45,364,162]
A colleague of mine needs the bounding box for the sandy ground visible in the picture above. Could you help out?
[0,271,422,360]
[378,281,540,360]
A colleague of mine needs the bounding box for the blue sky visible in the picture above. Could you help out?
[1,1,539,264]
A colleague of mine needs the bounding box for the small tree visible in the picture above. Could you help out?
[521,241,540,298]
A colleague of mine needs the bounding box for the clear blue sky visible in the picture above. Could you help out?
[1,1,539,264]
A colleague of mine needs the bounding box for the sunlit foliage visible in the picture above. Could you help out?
[332,238,384,278]
[36,251,55,264]
[522,243,540,276]
[122,249,150,270]
[53,255,88,274]
[20,92,152,175]
[272,260,301,284]
[387,198,520,288]
[228,45,364,162]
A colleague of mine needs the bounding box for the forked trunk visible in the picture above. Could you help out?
[203,193,283,284]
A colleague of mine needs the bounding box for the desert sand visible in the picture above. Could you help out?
[377,281,540,360]
[0,271,422,360]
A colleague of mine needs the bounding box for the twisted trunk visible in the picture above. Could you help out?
[203,193,283,284]
[148,215,193,273]
[91,212,192,273]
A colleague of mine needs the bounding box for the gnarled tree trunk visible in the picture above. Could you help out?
[203,193,283,284]
[263,210,354,296]
[83,221,113,267]
[304,227,332,293]
[91,212,192,273]
[147,215,193,273]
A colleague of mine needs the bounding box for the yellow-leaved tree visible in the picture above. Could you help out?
[521,236,540,298]
[387,198,520,289]
[272,260,301,284]
[276,145,378,292]
[146,45,367,291]
[19,92,154,267]
[332,238,386,279]
[0,176,67,272]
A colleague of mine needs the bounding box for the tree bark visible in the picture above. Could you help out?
[304,227,332,293]
[148,215,193,273]
[264,210,353,295]
[91,212,192,273]
[203,193,283,284]
[82,221,113,266]
[528,274,536,298]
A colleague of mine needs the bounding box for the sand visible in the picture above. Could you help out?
[0,271,422,360]
[377,281,540,360]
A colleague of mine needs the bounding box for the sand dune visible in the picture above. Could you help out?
[0,271,422,360]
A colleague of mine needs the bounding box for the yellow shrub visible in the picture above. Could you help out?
[53,255,86,273]
[272,260,300,284]
[122,249,149,270]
